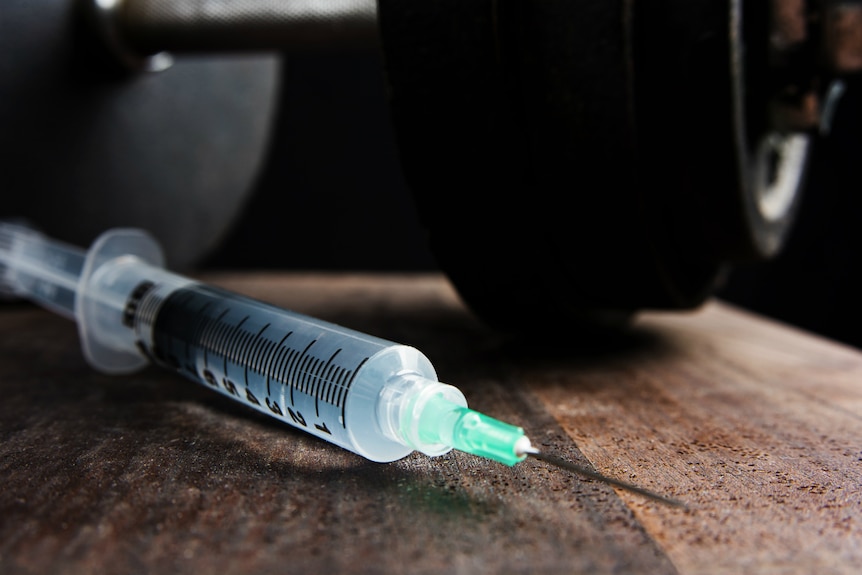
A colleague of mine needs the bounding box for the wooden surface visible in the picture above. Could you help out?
[1,273,860,574]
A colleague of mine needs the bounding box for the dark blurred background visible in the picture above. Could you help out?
[202,53,862,350]
[201,52,436,272]
[718,75,862,350]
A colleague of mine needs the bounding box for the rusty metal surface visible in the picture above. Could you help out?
[0,275,677,575]
[2,273,862,574]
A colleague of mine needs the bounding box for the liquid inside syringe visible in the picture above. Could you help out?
[0,222,685,507]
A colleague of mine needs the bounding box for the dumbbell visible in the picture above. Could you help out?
[0,0,387,271]
[1,0,281,270]
[2,0,858,332]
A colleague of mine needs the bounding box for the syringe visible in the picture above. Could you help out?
[0,222,684,506]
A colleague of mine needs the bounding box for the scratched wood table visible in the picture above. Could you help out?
[1,273,860,574]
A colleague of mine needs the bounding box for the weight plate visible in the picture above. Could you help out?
[0,0,280,270]
[379,0,809,333]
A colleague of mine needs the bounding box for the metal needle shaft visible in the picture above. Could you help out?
[526,450,688,509]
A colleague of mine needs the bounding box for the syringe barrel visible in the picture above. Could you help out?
[78,248,469,461]
[130,280,447,461]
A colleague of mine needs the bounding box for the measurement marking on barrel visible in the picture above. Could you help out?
[203,308,230,369]
[189,300,215,367]
[244,323,271,387]
[289,340,317,407]
[341,357,367,428]
[266,331,294,396]
[314,349,342,417]
[222,315,250,375]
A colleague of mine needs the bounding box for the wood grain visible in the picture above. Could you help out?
[527,305,862,574]
[1,272,860,574]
